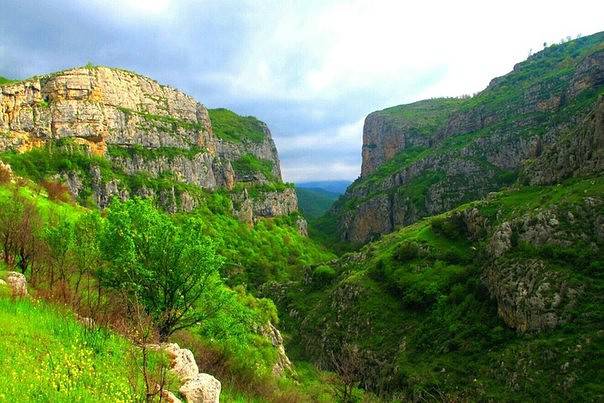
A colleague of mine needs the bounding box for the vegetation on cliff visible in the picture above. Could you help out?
[323,32,604,244]
[279,176,603,401]
[208,108,267,143]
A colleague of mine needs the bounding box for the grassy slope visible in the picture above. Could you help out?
[295,187,340,219]
[208,108,267,143]
[0,176,338,401]
[373,97,465,137]
[0,76,17,86]
[282,176,604,400]
[0,292,172,402]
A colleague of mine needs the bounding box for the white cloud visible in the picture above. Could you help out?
[3,0,603,181]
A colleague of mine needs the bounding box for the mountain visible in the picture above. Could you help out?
[295,187,340,219]
[1,33,603,402]
[324,32,604,244]
[297,180,352,194]
[265,32,604,401]
[0,66,302,227]
[0,66,346,401]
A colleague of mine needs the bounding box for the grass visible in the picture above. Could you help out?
[375,97,465,137]
[0,296,172,402]
[232,153,276,182]
[0,76,18,86]
[281,174,604,400]
[295,187,340,219]
[208,108,267,143]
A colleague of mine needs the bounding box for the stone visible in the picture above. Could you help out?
[488,222,513,258]
[160,389,182,403]
[484,259,580,332]
[5,271,27,297]
[261,322,293,376]
[179,373,221,403]
[162,343,199,382]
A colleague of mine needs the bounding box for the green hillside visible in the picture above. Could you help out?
[0,293,174,401]
[296,187,340,219]
[279,176,604,401]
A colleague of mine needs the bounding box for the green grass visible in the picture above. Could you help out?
[118,106,205,134]
[280,175,604,400]
[376,97,465,137]
[232,153,276,182]
[208,108,266,143]
[0,76,18,86]
[0,296,172,402]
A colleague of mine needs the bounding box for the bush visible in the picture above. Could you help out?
[312,265,337,287]
[430,214,467,240]
[369,259,386,282]
[394,241,419,262]
[41,180,72,203]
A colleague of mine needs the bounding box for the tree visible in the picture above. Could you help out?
[329,342,362,403]
[101,198,225,341]
[0,189,42,273]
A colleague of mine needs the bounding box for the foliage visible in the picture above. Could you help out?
[376,97,464,137]
[0,76,18,86]
[0,297,169,401]
[232,153,276,181]
[280,175,604,401]
[101,198,225,340]
[295,187,339,219]
[106,144,207,161]
[208,108,266,143]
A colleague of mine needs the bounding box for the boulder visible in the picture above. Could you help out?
[162,343,199,382]
[179,373,221,403]
[5,272,27,297]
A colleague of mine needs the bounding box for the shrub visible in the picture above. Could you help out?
[101,198,225,340]
[41,180,72,203]
[0,163,11,184]
[368,259,386,282]
[430,214,467,240]
[394,241,419,262]
[312,265,337,288]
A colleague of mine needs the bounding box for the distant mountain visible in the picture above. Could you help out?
[296,180,352,195]
[295,187,340,219]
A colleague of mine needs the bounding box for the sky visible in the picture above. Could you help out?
[1,1,602,182]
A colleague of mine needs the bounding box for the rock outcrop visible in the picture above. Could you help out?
[179,373,221,403]
[261,322,293,376]
[522,95,604,185]
[0,66,300,224]
[149,342,221,403]
[332,33,604,243]
[4,271,28,297]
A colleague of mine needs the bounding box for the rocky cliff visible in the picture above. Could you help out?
[331,32,604,243]
[0,66,299,222]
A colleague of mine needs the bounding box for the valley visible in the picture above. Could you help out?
[0,30,602,402]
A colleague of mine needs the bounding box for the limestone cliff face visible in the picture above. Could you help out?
[522,95,604,185]
[0,66,297,222]
[333,33,604,244]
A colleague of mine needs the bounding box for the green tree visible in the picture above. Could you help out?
[102,198,225,340]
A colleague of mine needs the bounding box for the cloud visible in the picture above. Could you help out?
[1,0,603,181]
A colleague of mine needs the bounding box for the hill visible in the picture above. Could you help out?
[323,32,604,244]
[295,187,340,219]
[297,180,352,194]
